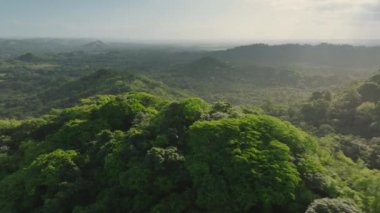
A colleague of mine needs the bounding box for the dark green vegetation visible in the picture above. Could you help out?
[213,43,380,69]
[1,40,379,119]
[0,63,186,118]
[263,72,380,172]
[296,73,380,138]
[1,39,380,212]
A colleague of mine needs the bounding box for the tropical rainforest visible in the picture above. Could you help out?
[1,39,380,212]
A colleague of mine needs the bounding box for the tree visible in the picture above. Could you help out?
[358,82,380,102]
[186,116,309,212]
[305,198,361,213]
[0,149,82,212]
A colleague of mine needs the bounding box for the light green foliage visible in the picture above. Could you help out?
[305,198,361,213]
[0,119,22,130]
[24,149,80,193]
[318,135,380,212]
[186,115,319,212]
[355,102,376,123]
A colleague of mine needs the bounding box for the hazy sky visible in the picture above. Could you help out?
[0,0,379,41]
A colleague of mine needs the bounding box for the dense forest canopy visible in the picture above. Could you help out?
[1,39,380,212]
[1,92,377,213]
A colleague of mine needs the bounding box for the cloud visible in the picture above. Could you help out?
[238,0,380,40]
[1,0,379,40]
[243,0,379,12]
[360,2,380,20]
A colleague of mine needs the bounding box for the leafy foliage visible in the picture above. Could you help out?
[0,92,362,212]
[305,198,361,213]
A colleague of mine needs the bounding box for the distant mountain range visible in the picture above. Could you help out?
[2,38,380,71]
[211,43,380,69]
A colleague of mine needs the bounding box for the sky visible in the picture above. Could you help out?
[0,0,379,42]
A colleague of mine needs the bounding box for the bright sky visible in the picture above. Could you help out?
[0,0,379,41]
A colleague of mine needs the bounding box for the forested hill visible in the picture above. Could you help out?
[0,69,187,118]
[212,43,380,69]
[39,69,187,106]
[156,56,351,105]
[294,72,380,138]
[1,92,375,212]
[269,72,380,172]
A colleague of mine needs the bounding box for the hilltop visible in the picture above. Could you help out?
[0,92,373,212]
[0,69,187,118]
